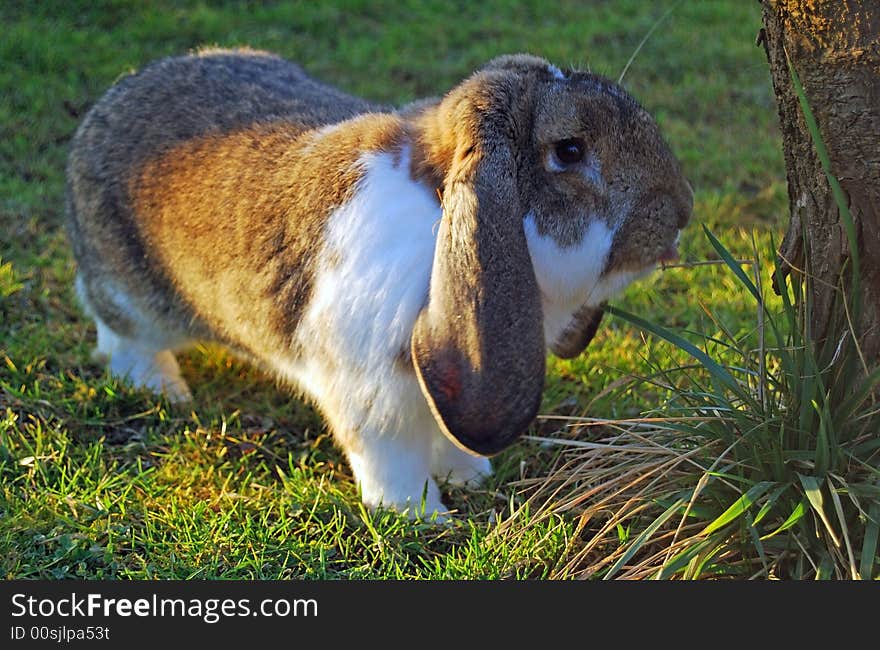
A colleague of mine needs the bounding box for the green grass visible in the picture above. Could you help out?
[1,0,842,579]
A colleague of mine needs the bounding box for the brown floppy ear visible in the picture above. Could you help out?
[411,97,546,457]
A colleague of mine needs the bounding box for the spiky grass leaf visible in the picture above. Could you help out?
[700,481,775,536]
[827,477,858,578]
[761,500,807,541]
[0,257,25,298]
[703,225,761,303]
[859,501,879,580]
[605,305,743,399]
[798,474,840,548]
[812,399,831,475]
[655,537,717,580]
[752,484,790,526]
[816,554,835,580]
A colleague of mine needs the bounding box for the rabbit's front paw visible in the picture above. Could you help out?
[360,478,451,522]
[348,445,451,521]
[432,435,492,488]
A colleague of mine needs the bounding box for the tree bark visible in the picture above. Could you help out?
[759,0,880,362]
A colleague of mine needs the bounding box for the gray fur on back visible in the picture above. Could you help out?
[86,48,380,157]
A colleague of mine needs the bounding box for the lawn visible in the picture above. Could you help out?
[1,0,821,579]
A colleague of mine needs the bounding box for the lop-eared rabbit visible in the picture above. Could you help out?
[66,48,692,518]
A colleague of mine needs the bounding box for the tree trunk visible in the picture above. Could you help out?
[759,0,880,362]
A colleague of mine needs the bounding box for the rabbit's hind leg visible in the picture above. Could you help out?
[76,274,193,402]
[93,319,192,402]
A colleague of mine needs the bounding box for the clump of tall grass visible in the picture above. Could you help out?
[495,64,879,579]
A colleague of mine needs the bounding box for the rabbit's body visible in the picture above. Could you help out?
[67,48,692,517]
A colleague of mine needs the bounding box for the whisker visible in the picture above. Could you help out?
[618,1,684,85]
[660,259,754,270]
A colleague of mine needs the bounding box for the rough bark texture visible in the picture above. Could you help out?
[759,0,880,361]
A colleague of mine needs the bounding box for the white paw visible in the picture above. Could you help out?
[149,371,193,403]
[432,437,493,487]
[349,450,449,520]
[354,467,451,522]
[107,346,192,402]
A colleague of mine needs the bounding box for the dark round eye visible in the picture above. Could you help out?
[553,138,585,166]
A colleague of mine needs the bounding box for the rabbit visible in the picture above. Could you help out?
[65,47,693,519]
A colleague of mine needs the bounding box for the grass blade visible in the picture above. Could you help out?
[605,305,743,398]
[798,474,840,548]
[700,481,775,537]
[603,498,685,580]
[827,478,857,579]
[752,484,790,526]
[816,553,835,580]
[812,399,831,475]
[703,225,761,303]
[655,538,717,579]
[859,500,879,580]
[760,499,807,541]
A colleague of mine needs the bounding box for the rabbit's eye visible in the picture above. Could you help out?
[553,139,585,166]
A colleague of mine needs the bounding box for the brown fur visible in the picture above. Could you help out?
[408,55,691,453]
[131,114,405,357]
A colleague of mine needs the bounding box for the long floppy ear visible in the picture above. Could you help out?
[411,95,546,457]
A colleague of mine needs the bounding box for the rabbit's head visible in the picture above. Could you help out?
[410,54,692,456]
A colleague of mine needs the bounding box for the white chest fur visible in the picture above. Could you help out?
[524,213,652,350]
[288,152,643,401]
[310,150,439,366]
[524,213,614,347]
[280,149,440,430]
